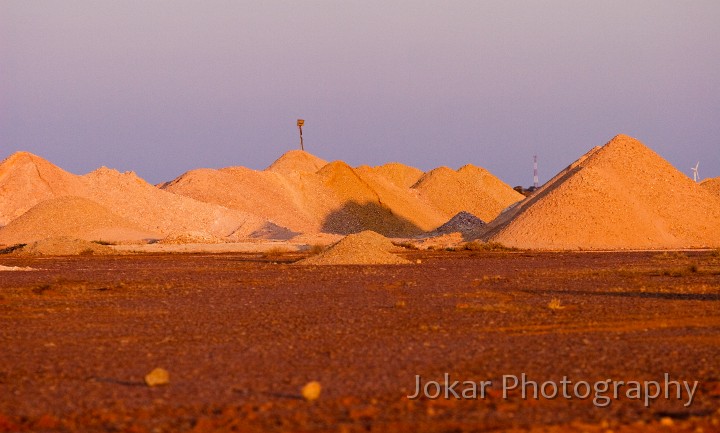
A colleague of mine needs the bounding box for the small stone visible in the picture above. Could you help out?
[660,417,674,427]
[301,381,321,401]
[144,368,170,387]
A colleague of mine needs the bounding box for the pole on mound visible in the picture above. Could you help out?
[297,119,305,151]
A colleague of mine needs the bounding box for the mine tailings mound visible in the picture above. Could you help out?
[295,230,411,265]
[481,134,720,250]
[0,196,156,244]
[700,177,720,199]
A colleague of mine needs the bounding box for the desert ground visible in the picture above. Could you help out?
[1,249,719,432]
[2,134,720,432]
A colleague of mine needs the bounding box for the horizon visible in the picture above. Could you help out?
[3,1,719,185]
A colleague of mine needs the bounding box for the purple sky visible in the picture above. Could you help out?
[2,1,719,186]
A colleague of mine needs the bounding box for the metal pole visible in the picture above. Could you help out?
[297,119,305,151]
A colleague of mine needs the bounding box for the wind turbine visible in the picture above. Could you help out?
[691,161,700,182]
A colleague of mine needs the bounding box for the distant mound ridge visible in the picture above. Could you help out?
[163,150,521,238]
[481,134,720,250]
[427,211,486,239]
[0,149,523,242]
[0,196,155,244]
[0,152,83,225]
[0,152,278,244]
[411,164,524,223]
[295,230,410,265]
[364,162,424,189]
[701,177,720,198]
[265,149,328,175]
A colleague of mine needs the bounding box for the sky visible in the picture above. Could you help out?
[2,1,719,186]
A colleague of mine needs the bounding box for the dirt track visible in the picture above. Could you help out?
[1,250,719,432]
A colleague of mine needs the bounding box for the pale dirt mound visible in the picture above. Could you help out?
[18,237,114,256]
[427,211,486,239]
[318,162,435,237]
[166,159,444,237]
[362,162,424,189]
[296,230,411,265]
[482,134,720,250]
[265,150,328,175]
[163,151,507,238]
[0,153,279,240]
[0,196,156,244]
[162,166,324,234]
[412,164,524,222]
[0,152,84,225]
[701,177,720,198]
[159,231,224,244]
[79,167,273,239]
[247,222,300,240]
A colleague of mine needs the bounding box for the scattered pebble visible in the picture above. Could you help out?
[144,368,170,387]
[301,381,321,401]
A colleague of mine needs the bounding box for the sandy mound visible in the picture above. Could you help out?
[18,237,114,256]
[0,153,281,241]
[701,177,720,198]
[362,162,425,189]
[482,134,720,250]
[0,152,83,225]
[412,164,524,222]
[162,166,323,234]
[265,150,328,175]
[427,211,486,239]
[163,148,515,238]
[81,167,273,239]
[296,230,411,265]
[0,196,156,244]
[0,149,514,242]
[318,161,436,236]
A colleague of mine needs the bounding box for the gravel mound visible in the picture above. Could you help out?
[265,149,328,174]
[411,164,524,223]
[18,237,114,256]
[482,134,720,249]
[0,152,83,225]
[159,231,224,244]
[367,162,424,189]
[163,151,518,238]
[296,230,411,265]
[0,196,155,244]
[701,177,720,198]
[428,211,486,237]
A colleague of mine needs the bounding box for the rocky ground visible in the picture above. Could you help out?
[1,249,719,432]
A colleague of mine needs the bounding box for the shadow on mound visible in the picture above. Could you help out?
[321,201,424,238]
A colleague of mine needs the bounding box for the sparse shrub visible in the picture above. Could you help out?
[263,247,287,259]
[307,244,326,255]
[79,248,95,256]
[393,241,419,250]
[461,241,516,252]
[710,249,720,258]
[548,298,565,310]
[92,240,115,246]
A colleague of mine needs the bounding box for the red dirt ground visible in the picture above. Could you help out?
[1,250,719,432]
